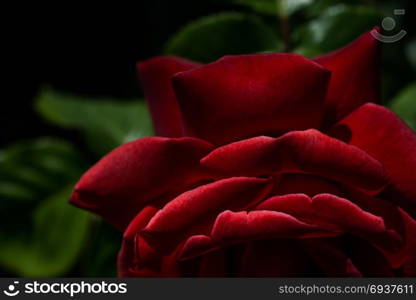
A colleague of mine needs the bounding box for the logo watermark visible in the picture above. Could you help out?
[2,280,127,297]
[3,281,20,297]
[371,9,406,43]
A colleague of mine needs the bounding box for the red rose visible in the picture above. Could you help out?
[70,29,416,277]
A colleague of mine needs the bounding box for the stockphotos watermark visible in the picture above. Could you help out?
[2,280,127,297]
[371,9,407,43]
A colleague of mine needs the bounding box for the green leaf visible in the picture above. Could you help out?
[0,138,92,276]
[36,88,153,155]
[390,84,416,130]
[164,12,281,63]
[294,4,380,56]
[277,0,314,17]
[0,138,85,206]
[0,185,90,277]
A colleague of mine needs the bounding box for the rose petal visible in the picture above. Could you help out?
[314,29,380,126]
[210,210,333,246]
[141,177,273,251]
[331,103,416,216]
[70,137,213,230]
[398,210,416,276]
[173,53,330,145]
[343,236,394,277]
[179,235,218,261]
[201,129,388,192]
[257,193,401,251]
[138,56,201,137]
[274,174,345,198]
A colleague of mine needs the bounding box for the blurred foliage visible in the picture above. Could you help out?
[36,88,153,155]
[293,4,380,56]
[228,0,314,17]
[0,139,90,276]
[164,12,281,62]
[1,0,414,278]
[0,139,85,212]
[390,84,416,130]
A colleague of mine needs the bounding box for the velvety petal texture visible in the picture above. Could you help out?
[70,137,213,230]
[138,56,201,137]
[201,129,388,192]
[70,29,416,278]
[173,53,330,145]
[331,103,416,216]
[314,29,380,126]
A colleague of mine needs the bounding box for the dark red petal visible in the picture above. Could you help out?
[70,137,213,230]
[343,236,394,277]
[210,210,333,246]
[398,210,416,276]
[274,174,345,198]
[138,56,201,137]
[239,239,316,277]
[117,205,160,277]
[301,238,362,277]
[179,235,218,261]
[201,129,388,192]
[331,103,416,216]
[179,209,333,261]
[314,29,380,126]
[257,193,401,251]
[141,177,273,252]
[118,239,137,277]
[173,54,330,145]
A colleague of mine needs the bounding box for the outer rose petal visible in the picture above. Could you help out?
[173,53,330,145]
[138,56,201,137]
[331,103,416,216]
[314,29,380,126]
[70,137,213,230]
[201,129,388,193]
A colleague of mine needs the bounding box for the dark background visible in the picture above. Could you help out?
[6,1,235,147]
[8,0,415,147]
[2,0,415,277]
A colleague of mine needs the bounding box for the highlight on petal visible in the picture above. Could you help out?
[331,103,416,216]
[178,209,333,262]
[201,129,388,193]
[141,177,273,252]
[210,210,332,245]
[173,53,331,145]
[314,29,380,126]
[138,56,202,137]
[256,193,401,251]
[70,137,214,230]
